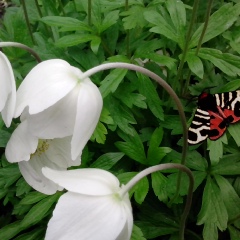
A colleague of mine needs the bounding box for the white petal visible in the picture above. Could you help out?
[45,192,132,240]
[19,137,80,195]
[0,52,16,127]
[15,59,82,117]
[26,87,79,139]
[42,167,120,195]
[5,120,38,162]
[19,161,63,195]
[71,79,103,159]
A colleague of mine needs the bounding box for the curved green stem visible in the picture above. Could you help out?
[119,163,194,240]
[176,0,200,94]
[195,0,214,55]
[82,62,188,163]
[20,0,35,44]
[0,42,41,63]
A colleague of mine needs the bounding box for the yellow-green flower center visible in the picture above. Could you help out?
[31,139,52,158]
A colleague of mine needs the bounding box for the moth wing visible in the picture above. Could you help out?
[188,108,210,145]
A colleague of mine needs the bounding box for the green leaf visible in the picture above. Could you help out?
[218,79,240,92]
[106,96,137,135]
[122,5,147,30]
[161,115,182,135]
[214,175,240,219]
[0,221,23,240]
[100,69,128,98]
[138,74,164,121]
[130,225,146,240]
[151,172,168,203]
[91,121,107,144]
[144,10,178,44]
[197,48,240,77]
[185,53,204,79]
[99,10,120,33]
[212,154,240,175]
[190,3,240,48]
[21,194,60,228]
[197,177,228,238]
[40,16,92,32]
[0,129,11,147]
[228,225,240,240]
[228,122,240,146]
[90,152,125,170]
[186,150,208,171]
[0,165,21,188]
[90,36,101,54]
[147,127,172,165]
[132,176,149,204]
[207,137,227,165]
[14,228,44,240]
[55,34,95,48]
[115,130,146,164]
[19,192,48,205]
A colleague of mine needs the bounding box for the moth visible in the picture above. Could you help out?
[0,0,8,18]
[188,91,240,144]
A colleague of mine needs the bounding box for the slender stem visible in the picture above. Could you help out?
[34,0,43,17]
[20,0,35,44]
[119,163,194,240]
[195,0,213,55]
[0,42,41,63]
[88,0,92,26]
[81,62,188,165]
[58,0,66,16]
[125,0,130,58]
[176,0,200,94]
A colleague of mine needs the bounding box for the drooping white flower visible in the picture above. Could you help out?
[42,167,133,240]
[0,51,16,127]
[14,59,103,160]
[5,119,81,194]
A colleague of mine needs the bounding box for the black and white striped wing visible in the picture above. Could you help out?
[188,108,210,145]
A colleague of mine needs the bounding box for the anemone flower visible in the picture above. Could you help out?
[13,59,103,160]
[0,51,16,127]
[42,167,133,240]
[5,119,81,194]
[42,164,193,240]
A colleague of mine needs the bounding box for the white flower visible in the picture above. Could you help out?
[0,51,16,127]
[42,167,133,240]
[13,59,103,160]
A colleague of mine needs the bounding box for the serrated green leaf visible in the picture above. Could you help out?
[0,129,11,147]
[99,107,114,125]
[228,225,240,240]
[0,165,21,188]
[207,137,226,165]
[190,3,240,48]
[138,74,164,120]
[40,16,92,32]
[228,123,240,146]
[151,172,168,203]
[147,127,172,165]
[197,177,228,235]
[90,152,124,170]
[212,154,240,175]
[91,121,107,144]
[90,36,101,54]
[215,175,240,219]
[130,225,146,240]
[197,48,240,77]
[185,53,204,79]
[21,194,60,228]
[115,130,146,164]
[55,34,94,48]
[144,10,178,43]
[106,96,137,135]
[218,79,240,92]
[100,69,128,98]
[161,115,182,135]
[99,10,120,33]
[14,228,44,240]
[186,150,208,171]
[133,176,149,204]
[0,221,23,240]
[19,192,48,205]
[122,5,147,30]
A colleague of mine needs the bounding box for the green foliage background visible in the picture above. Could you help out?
[1,0,240,239]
